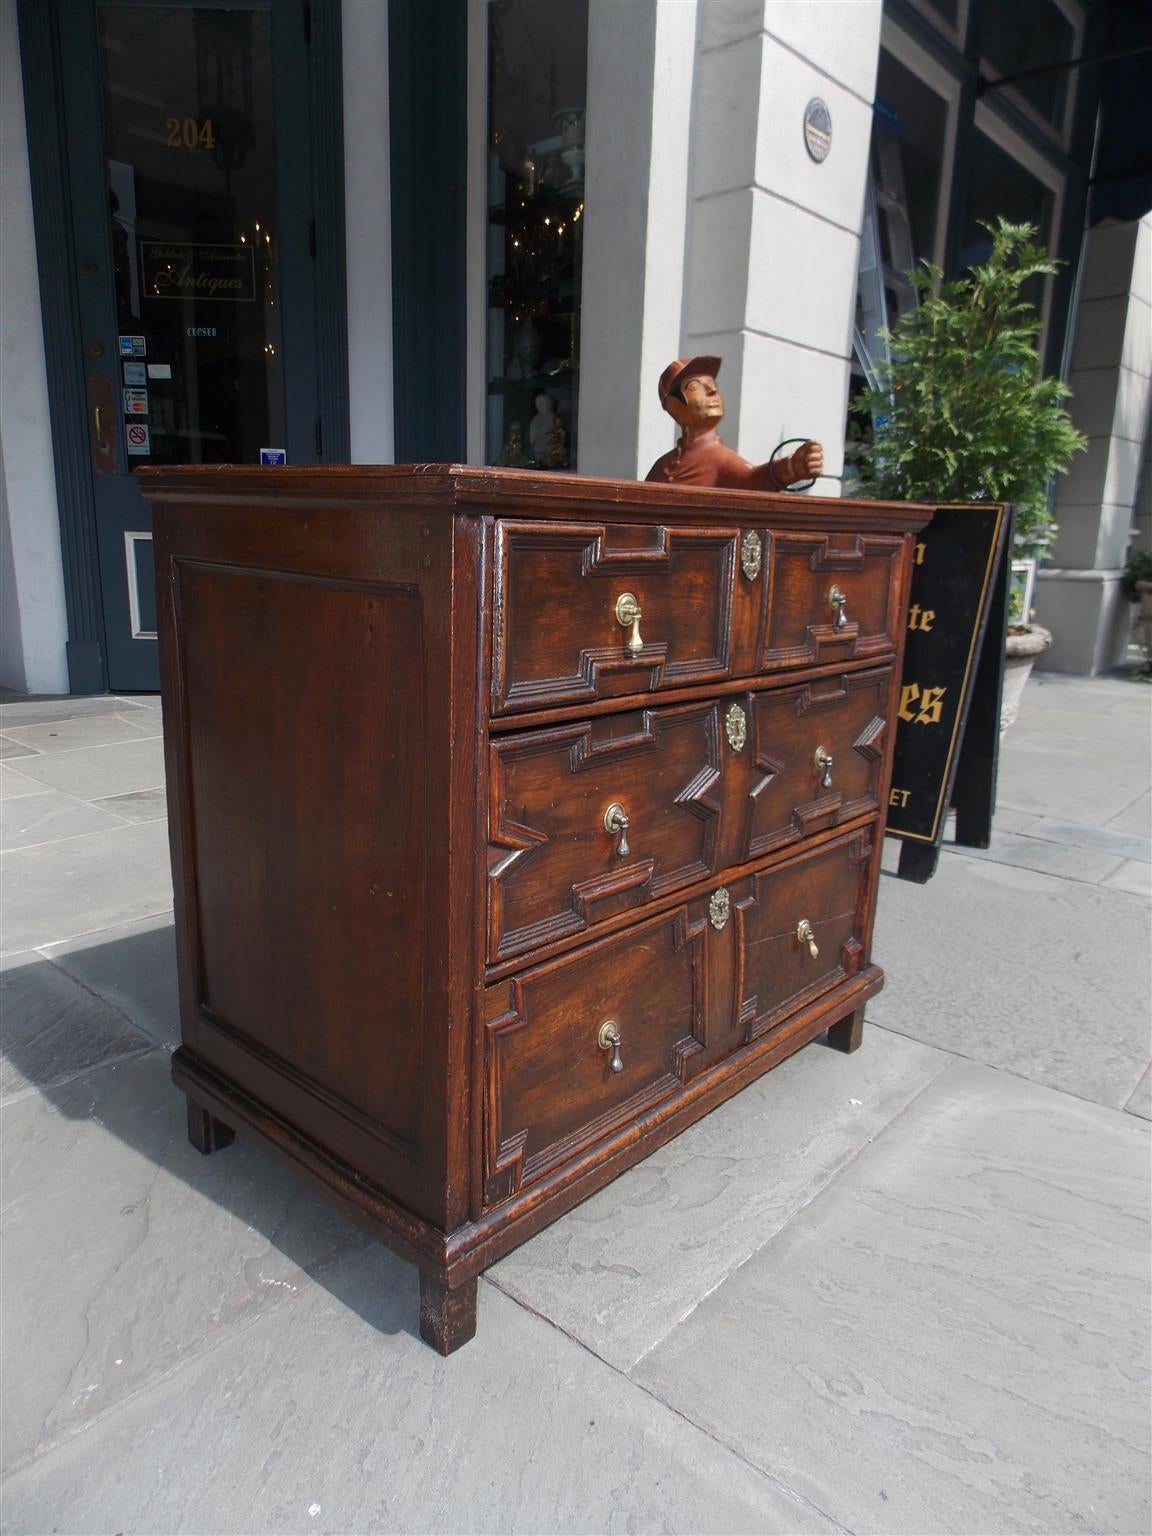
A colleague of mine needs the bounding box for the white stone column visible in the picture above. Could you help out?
[678,0,882,496]
[342,0,394,465]
[577,0,699,478]
[1039,215,1152,673]
[0,0,69,694]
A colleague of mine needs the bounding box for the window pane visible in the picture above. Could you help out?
[980,0,1077,127]
[874,49,950,270]
[99,4,284,466]
[486,0,588,471]
[959,129,1056,312]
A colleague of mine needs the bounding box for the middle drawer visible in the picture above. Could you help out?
[488,667,891,963]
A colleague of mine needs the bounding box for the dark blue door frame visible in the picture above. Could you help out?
[17,0,349,694]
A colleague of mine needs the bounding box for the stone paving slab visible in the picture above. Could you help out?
[0,951,153,1104]
[940,826,1124,884]
[0,737,37,759]
[995,731,1149,827]
[91,786,169,824]
[633,1061,1152,1536]
[0,712,161,755]
[5,738,166,802]
[0,786,130,851]
[869,851,1151,1108]
[1007,815,1151,862]
[1127,1065,1152,1119]
[492,1026,950,1371]
[0,1050,369,1476]
[0,820,173,954]
[1025,672,1147,712]
[0,1244,839,1536]
[40,916,181,1049]
[1107,789,1151,838]
[1102,857,1152,897]
[0,765,48,800]
[0,696,153,729]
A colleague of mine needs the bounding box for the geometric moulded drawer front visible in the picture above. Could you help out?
[735,828,876,1043]
[492,520,739,714]
[759,530,905,671]
[482,902,709,1206]
[737,668,891,862]
[488,699,722,963]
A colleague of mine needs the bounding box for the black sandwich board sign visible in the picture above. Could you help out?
[886,503,1014,883]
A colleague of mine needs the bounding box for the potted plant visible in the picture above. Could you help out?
[849,219,1086,727]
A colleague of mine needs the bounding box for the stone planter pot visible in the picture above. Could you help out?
[1001,624,1053,736]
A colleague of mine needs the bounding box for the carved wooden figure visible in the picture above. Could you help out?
[646,355,824,491]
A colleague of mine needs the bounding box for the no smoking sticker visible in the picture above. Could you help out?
[125,422,151,456]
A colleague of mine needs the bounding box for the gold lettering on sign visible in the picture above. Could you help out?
[897,683,947,725]
[889,787,912,808]
[907,604,936,632]
[914,542,927,566]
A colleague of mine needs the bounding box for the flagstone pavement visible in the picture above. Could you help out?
[1,671,1148,1535]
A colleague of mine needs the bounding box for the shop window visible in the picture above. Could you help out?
[979,0,1082,134]
[958,127,1057,319]
[874,49,950,271]
[485,0,588,471]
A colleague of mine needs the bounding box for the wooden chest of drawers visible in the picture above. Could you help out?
[144,466,930,1353]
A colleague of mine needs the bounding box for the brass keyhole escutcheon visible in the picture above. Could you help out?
[603,802,630,857]
[615,592,644,654]
[725,703,748,752]
[828,584,848,631]
[814,745,833,789]
[796,918,819,959]
[709,887,730,931]
[740,529,763,582]
[597,1020,624,1073]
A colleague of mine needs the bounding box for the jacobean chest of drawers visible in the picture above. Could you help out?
[143,465,931,1353]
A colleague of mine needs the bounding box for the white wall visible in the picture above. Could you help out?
[342,0,394,465]
[0,0,69,694]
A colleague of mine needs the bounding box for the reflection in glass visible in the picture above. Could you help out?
[99,4,284,467]
[980,0,1078,129]
[959,129,1056,320]
[485,1,588,471]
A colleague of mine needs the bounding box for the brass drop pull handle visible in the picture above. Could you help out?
[829,585,848,630]
[615,592,644,655]
[814,745,834,790]
[598,1020,624,1073]
[93,404,109,452]
[603,802,630,857]
[796,918,819,959]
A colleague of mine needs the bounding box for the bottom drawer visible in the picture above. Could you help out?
[482,826,879,1209]
[482,905,709,1206]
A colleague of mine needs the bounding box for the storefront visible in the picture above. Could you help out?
[2,0,1147,694]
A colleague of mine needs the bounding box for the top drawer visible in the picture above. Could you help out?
[492,521,738,716]
[758,531,906,672]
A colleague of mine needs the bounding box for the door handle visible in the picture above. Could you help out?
[86,375,117,474]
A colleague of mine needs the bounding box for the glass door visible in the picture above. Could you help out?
[57,0,324,690]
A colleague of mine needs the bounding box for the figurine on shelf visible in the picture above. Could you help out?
[506,317,541,380]
[542,413,568,469]
[645,356,823,490]
[496,422,531,468]
[528,393,557,462]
